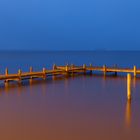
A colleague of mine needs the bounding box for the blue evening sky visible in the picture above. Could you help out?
[0,0,140,50]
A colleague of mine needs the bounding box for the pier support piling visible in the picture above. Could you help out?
[42,68,46,80]
[89,63,92,75]
[127,73,131,100]
[103,65,106,76]
[30,66,33,73]
[83,64,86,75]
[5,68,8,76]
[30,66,33,79]
[5,68,9,83]
[53,64,57,70]
[65,64,69,77]
[52,64,57,80]
[18,69,22,83]
[133,65,136,77]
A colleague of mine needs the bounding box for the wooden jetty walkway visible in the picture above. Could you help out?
[0,64,139,85]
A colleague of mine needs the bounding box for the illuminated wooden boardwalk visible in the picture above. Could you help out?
[0,64,139,85]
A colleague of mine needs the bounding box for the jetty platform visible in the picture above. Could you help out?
[0,64,139,85]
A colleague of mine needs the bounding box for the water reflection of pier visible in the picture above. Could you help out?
[125,100,131,128]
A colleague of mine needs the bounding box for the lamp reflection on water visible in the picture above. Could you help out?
[125,100,131,128]
[4,81,10,96]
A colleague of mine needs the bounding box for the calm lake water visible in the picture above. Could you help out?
[0,51,140,140]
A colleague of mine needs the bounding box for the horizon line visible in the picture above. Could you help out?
[0,50,140,51]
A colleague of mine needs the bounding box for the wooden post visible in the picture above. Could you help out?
[5,68,8,76]
[18,69,22,75]
[30,66,33,79]
[83,64,86,75]
[71,64,74,68]
[42,67,46,80]
[65,64,69,77]
[53,64,57,70]
[103,65,106,76]
[127,73,131,100]
[133,65,136,77]
[65,64,68,71]
[18,69,22,82]
[30,66,33,72]
[89,63,92,75]
[5,68,9,83]
[52,64,56,80]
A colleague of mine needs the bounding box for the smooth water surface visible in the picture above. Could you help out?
[0,51,140,140]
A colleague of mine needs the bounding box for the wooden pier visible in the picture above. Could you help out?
[0,64,139,85]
